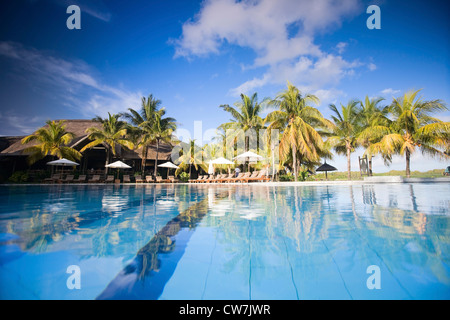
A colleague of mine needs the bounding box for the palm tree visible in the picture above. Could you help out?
[219,92,266,153]
[81,113,134,175]
[357,96,390,175]
[176,139,207,178]
[265,82,330,181]
[121,94,162,175]
[327,100,361,180]
[362,90,449,177]
[143,108,177,177]
[21,120,81,165]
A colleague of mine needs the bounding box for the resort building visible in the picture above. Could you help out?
[0,119,173,181]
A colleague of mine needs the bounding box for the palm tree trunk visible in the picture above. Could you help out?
[292,144,298,182]
[405,148,411,178]
[141,146,148,176]
[105,147,110,177]
[368,156,373,176]
[154,139,159,177]
[347,145,351,180]
[245,135,250,172]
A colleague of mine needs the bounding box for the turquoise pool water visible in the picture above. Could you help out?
[0,183,449,299]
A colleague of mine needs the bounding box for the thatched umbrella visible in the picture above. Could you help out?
[316,161,337,180]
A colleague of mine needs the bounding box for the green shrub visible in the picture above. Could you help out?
[278,174,294,181]
[8,171,29,183]
[179,172,190,182]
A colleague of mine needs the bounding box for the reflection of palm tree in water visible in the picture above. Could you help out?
[409,184,418,212]
[97,190,228,299]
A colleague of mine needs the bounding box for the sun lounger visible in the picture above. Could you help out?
[43,174,61,183]
[199,175,210,183]
[253,170,271,182]
[89,175,101,183]
[191,175,205,183]
[240,170,269,182]
[207,174,224,183]
[123,175,131,183]
[189,175,202,183]
[201,175,215,183]
[145,175,154,183]
[135,176,144,183]
[168,175,179,183]
[238,170,260,182]
[231,171,251,182]
[74,175,86,183]
[62,174,74,183]
[105,175,115,183]
[217,173,234,183]
[156,176,169,183]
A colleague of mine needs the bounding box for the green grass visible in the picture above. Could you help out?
[314,168,447,181]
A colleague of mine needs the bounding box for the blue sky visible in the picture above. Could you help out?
[0,0,449,172]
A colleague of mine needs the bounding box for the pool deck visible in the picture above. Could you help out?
[3,176,450,187]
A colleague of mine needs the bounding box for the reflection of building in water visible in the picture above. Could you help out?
[362,185,377,205]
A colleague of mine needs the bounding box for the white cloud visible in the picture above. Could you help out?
[175,0,361,62]
[312,88,346,106]
[368,62,377,71]
[0,114,46,135]
[228,73,272,97]
[380,88,401,96]
[0,41,142,118]
[174,0,366,99]
[229,53,361,100]
[336,42,348,54]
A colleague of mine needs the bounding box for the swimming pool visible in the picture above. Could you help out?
[0,183,449,299]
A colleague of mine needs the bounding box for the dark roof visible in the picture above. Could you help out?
[0,120,100,156]
[0,136,25,152]
[316,162,338,172]
[122,143,173,161]
[0,119,174,161]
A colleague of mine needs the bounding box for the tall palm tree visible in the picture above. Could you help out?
[357,96,390,175]
[176,139,207,177]
[143,108,177,177]
[121,94,162,175]
[362,90,449,177]
[219,92,266,153]
[21,120,81,165]
[265,82,330,181]
[81,113,134,175]
[327,100,361,180]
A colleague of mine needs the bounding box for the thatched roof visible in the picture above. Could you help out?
[0,120,100,156]
[316,162,338,172]
[0,119,174,161]
[122,143,173,161]
[0,136,25,152]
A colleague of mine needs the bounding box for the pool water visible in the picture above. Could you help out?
[0,183,449,299]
